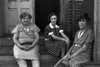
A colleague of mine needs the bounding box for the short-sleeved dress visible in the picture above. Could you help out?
[63,27,94,66]
[45,23,67,56]
[12,23,40,60]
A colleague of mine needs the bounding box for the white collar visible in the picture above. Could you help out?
[78,31,85,39]
[49,23,59,29]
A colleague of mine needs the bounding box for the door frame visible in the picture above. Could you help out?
[93,0,98,62]
[35,0,60,33]
[3,0,35,35]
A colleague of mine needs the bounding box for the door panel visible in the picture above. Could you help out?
[7,1,18,33]
[8,1,17,9]
[8,9,18,33]
[5,0,34,34]
[21,8,30,13]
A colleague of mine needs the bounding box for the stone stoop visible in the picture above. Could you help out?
[1,36,100,67]
[0,36,48,55]
[1,56,100,67]
[0,55,60,67]
[0,36,61,67]
[80,62,100,67]
[0,37,14,55]
[0,56,18,67]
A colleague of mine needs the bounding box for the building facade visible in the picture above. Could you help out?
[0,0,100,63]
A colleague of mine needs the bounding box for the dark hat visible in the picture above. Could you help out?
[77,13,91,22]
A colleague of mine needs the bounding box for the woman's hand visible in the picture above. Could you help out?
[18,44,31,51]
[60,32,70,43]
[63,39,70,47]
[26,45,34,50]
[54,59,63,67]
[54,62,60,67]
[62,53,71,61]
[54,54,71,67]
[17,45,28,50]
[70,55,74,59]
[22,45,32,51]
[65,39,69,44]
[23,43,36,51]
[70,45,87,59]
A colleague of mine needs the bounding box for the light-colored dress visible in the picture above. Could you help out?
[12,23,40,60]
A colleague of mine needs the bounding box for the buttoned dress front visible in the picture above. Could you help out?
[12,23,40,60]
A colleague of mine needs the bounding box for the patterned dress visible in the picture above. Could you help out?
[45,23,67,57]
[12,23,40,60]
[63,27,94,67]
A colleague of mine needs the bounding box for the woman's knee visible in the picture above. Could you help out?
[17,59,27,67]
[17,59,26,63]
[61,60,70,67]
[31,60,40,67]
[69,61,81,67]
[58,63,67,67]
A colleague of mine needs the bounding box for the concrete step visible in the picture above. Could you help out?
[0,37,14,46]
[0,46,48,55]
[0,55,60,67]
[0,36,45,46]
[0,36,48,55]
[80,62,100,67]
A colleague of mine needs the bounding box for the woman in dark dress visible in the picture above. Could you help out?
[45,13,70,57]
[54,13,94,67]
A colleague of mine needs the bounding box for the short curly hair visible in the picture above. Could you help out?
[20,12,32,19]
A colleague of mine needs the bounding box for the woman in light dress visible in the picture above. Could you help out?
[12,12,40,67]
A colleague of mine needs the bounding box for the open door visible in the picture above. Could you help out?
[35,0,60,33]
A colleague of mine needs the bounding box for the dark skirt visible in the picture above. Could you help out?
[45,40,67,56]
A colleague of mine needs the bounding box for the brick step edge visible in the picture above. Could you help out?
[80,62,100,66]
[0,55,60,62]
[0,55,60,66]
[0,36,45,46]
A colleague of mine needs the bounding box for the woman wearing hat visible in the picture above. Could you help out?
[54,13,94,67]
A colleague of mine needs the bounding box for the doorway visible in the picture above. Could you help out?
[3,0,34,36]
[60,0,94,41]
[35,0,60,33]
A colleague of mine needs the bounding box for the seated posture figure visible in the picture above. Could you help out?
[12,12,40,67]
[45,13,70,57]
[54,13,94,67]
